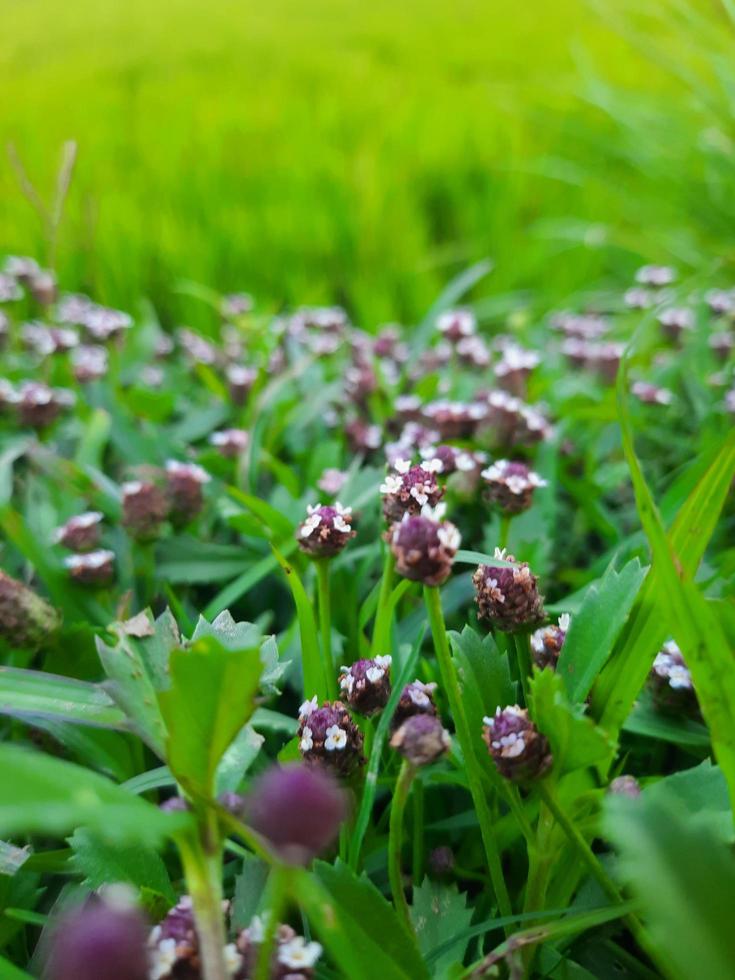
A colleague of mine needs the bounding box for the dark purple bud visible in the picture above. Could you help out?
[390,713,450,767]
[64,550,115,587]
[339,656,391,716]
[297,503,356,558]
[482,706,552,783]
[391,680,439,733]
[244,763,347,864]
[121,480,169,542]
[43,897,149,980]
[473,550,545,633]
[481,459,546,515]
[428,846,455,878]
[165,461,210,527]
[530,614,570,670]
[609,775,641,799]
[380,458,444,524]
[389,505,460,587]
[53,512,103,552]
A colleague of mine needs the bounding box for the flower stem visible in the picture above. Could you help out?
[498,514,512,551]
[412,778,424,884]
[508,633,531,705]
[371,549,396,656]
[423,585,512,921]
[178,834,228,980]
[255,865,290,980]
[315,559,336,697]
[389,759,415,932]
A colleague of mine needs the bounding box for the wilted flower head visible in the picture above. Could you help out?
[530,614,570,669]
[298,502,355,558]
[0,571,60,649]
[339,655,392,715]
[121,481,169,541]
[209,427,249,457]
[390,713,450,767]
[437,308,476,342]
[390,503,460,587]
[481,459,546,515]
[609,775,642,799]
[473,549,545,633]
[631,381,673,406]
[482,706,552,782]
[64,550,115,586]
[44,894,149,980]
[243,763,347,864]
[392,679,439,732]
[53,511,103,552]
[165,460,211,526]
[380,457,444,524]
[635,265,675,288]
[297,699,364,776]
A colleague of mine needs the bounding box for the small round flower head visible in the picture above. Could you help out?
[588,341,626,382]
[456,334,491,368]
[608,775,642,799]
[64,550,115,587]
[226,364,257,405]
[4,255,40,282]
[15,382,74,428]
[236,918,322,980]
[345,418,382,454]
[221,292,253,319]
[530,614,570,669]
[209,427,249,457]
[650,640,697,713]
[31,269,58,306]
[705,288,735,317]
[473,549,545,633]
[44,894,149,980]
[297,699,364,776]
[552,311,609,340]
[339,655,392,716]
[53,512,103,552]
[657,307,694,342]
[165,460,211,526]
[390,502,460,587]
[636,264,675,288]
[422,399,487,440]
[392,679,439,732]
[481,459,546,515]
[624,287,654,310]
[631,381,673,406]
[72,344,109,383]
[494,344,540,396]
[298,502,356,558]
[709,331,735,362]
[380,458,444,524]
[147,896,199,980]
[482,706,552,783]
[390,713,450,767]
[243,763,347,864]
[437,309,476,342]
[122,481,170,542]
[317,468,348,496]
[428,845,455,878]
[0,571,60,649]
[83,306,132,342]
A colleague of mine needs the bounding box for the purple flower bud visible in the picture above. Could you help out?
[339,656,391,716]
[0,571,60,649]
[297,699,364,776]
[226,364,257,405]
[390,714,450,767]
[391,680,439,732]
[64,550,115,587]
[608,775,641,799]
[15,381,74,429]
[209,428,249,458]
[436,309,475,343]
[53,512,103,553]
[428,846,455,878]
[380,458,444,524]
[530,614,570,670]
[122,480,169,542]
[44,898,149,980]
[482,706,552,783]
[481,459,546,515]
[473,549,545,633]
[297,503,356,558]
[165,461,210,527]
[389,504,460,586]
[244,763,347,864]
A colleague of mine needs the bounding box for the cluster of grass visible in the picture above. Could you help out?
[4,0,735,326]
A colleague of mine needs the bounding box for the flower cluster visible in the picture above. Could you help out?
[481,459,546,515]
[482,706,552,782]
[297,503,356,557]
[390,503,461,586]
[473,549,546,632]
[530,614,570,669]
[380,458,444,524]
[339,655,392,715]
[297,698,364,776]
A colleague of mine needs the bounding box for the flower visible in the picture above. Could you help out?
[635,264,675,287]
[226,364,257,405]
[15,381,74,428]
[609,775,642,799]
[391,680,439,732]
[630,381,673,406]
[650,640,698,714]
[235,918,322,979]
[53,511,103,552]
[530,614,570,669]
[473,549,545,633]
[494,344,540,396]
[390,713,450,767]
[380,459,445,524]
[72,344,109,382]
[296,701,364,776]
[390,503,460,586]
[122,481,169,541]
[165,460,211,526]
[339,655,392,715]
[482,706,552,782]
[317,468,348,495]
[0,571,60,649]
[243,763,347,864]
[278,936,324,970]
[422,399,487,440]
[64,550,115,586]
[209,428,249,457]
[297,502,356,557]
[481,459,546,515]
[437,308,476,342]
[657,307,694,342]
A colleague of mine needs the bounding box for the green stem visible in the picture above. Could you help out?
[255,865,290,980]
[389,760,415,931]
[498,513,512,551]
[509,633,532,705]
[521,800,555,973]
[412,779,424,884]
[423,585,513,921]
[372,549,396,656]
[315,559,337,698]
[178,835,228,980]
[537,781,648,946]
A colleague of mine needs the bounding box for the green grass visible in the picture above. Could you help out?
[2,0,735,326]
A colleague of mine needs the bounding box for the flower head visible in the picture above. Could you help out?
[482,706,552,782]
[437,308,476,342]
[122,481,169,541]
[165,460,211,527]
[650,640,698,714]
[297,502,356,558]
[391,679,439,732]
[390,503,460,587]
[53,512,104,553]
[380,459,445,524]
[530,614,570,669]
[473,549,545,633]
[339,655,392,716]
[481,460,546,515]
[209,428,249,457]
[64,550,115,587]
[390,713,450,767]
[0,571,60,649]
[297,700,364,776]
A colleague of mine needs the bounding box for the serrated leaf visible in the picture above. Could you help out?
[449,625,516,726]
[557,557,648,702]
[191,612,286,695]
[158,636,262,797]
[410,879,474,974]
[69,828,176,902]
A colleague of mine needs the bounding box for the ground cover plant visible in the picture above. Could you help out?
[0,244,734,980]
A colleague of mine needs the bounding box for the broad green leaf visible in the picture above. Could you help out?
[622,692,710,749]
[410,879,474,974]
[557,558,648,702]
[158,636,262,797]
[0,954,33,979]
[449,625,516,727]
[642,760,733,843]
[226,487,295,540]
[231,853,269,929]
[216,724,264,793]
[156,537,251,584]
[0,745,189,845]
[0,667,127,730]
[251,707,298,735]
[605,793,735,980]
[69,828,176,902]
[192,612,287,696]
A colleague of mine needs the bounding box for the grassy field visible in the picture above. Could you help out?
[2,0,735,327]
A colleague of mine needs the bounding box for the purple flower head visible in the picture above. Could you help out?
[380,458,444,524]
[317,468,348,496]
[15,381,74,429]
[122,480,169,542]
[436,308,476,343]
[635,264,675,288]
[481,459,546,515]
[226,364,257,405]
[64,550,115,587]
[706,288,735,317]
[390,503,460,587]
[244,763,347,864]
[482,705,552,783]
[53,511,103,553]
[631,381,673,406]
[339,655,392,716]
[345,418,382,455]
[390,713,450,767]
[422,399,487,440]
[165,460,211,527]
[297,502,356,558]
[297,699,364,776]
[649,640,698,714]
[236,917,322,979]
[209,428,249,458]
[530,614,570,670]
[0,571,60,649]
[657,307,693,342]
[391,679,439,732]
[609,775,642,799]
[221,292,254,319]
[473,549,545,633]
[72,344,109,383]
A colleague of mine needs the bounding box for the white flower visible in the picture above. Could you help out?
[374,654,392,670]
[223,943,242,976]
[149,937,178,980]
[420,501,446,522]
[298,696,318,720]
[394,458,412,474]
[333,515,351,533]
[558,613,571,631]
[366,666,385,683]
[248,914,267,943]
[122,480,144,496]
[324,725,348,751]
[334,502,352,515]
[408,680,436,707]
[409,486,428,505]
[300,513,322,537]
[437,523,461,551]
[493,547,509,561]
[165,460,211,483]
[380,474,402,495]
[278,936,323,970]
[64,549,115,570]
[493,732,526,758]
[420,457,443,474]
[299,726,314,752]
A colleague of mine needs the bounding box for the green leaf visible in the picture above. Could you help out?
[410,879,474,974]
[192,611,287,695]
[0,745,189,846]
[0,954,34,979]
[530,669,615,776]
[642,760,733,843]
[69,828,176,902]
[158,636,262,797]
[449,625,516,731]
[557,558,648,702]
[231,853,269,929]
[156,537,251,584]
[216,724,264,794]
[0,667,127,730]
[622,691,710,749]
[604,793,735,980]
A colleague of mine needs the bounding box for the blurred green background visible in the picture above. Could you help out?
[2,0,735,327]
